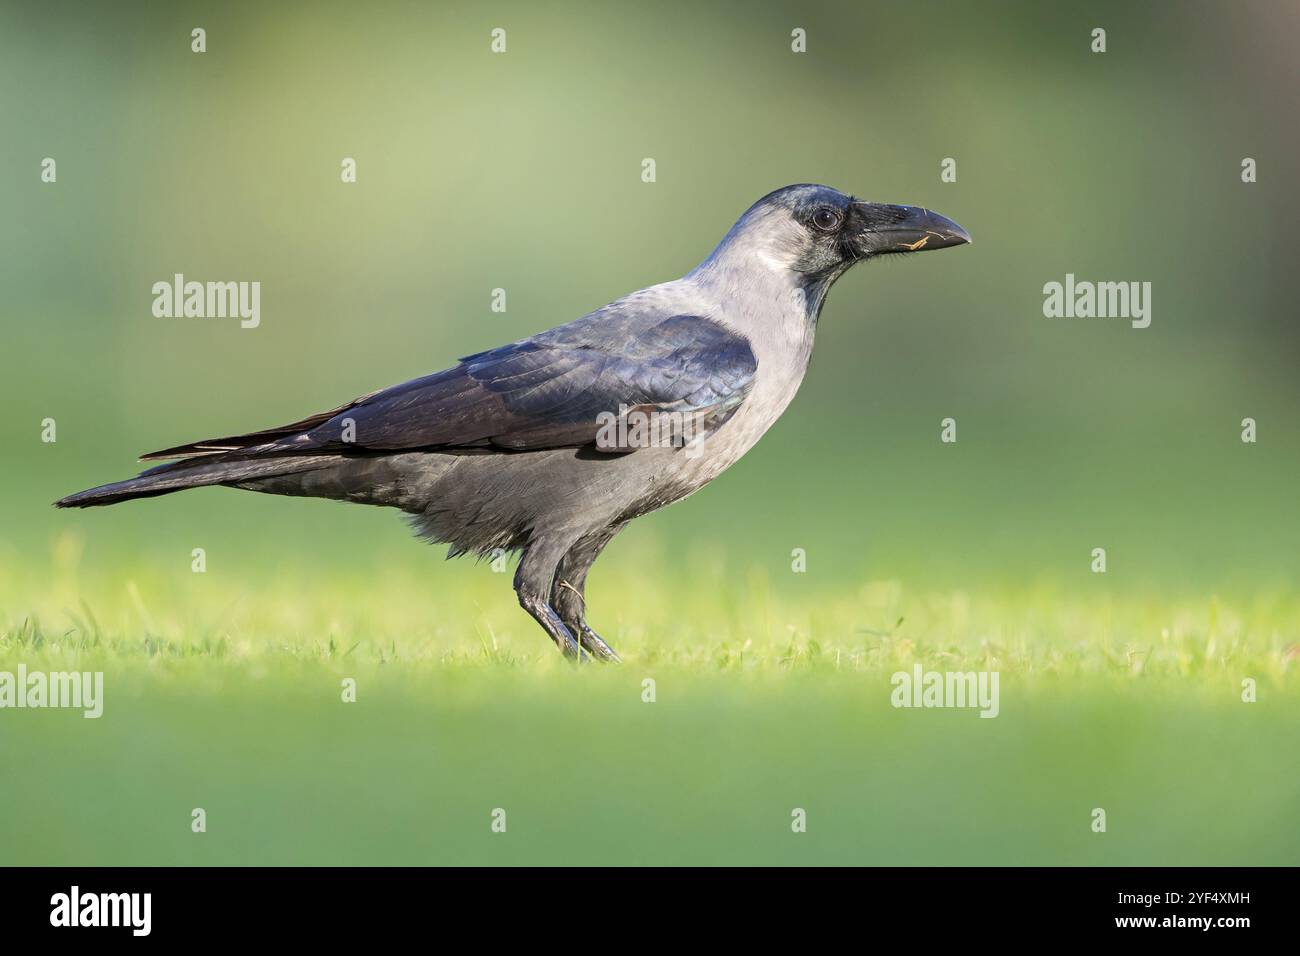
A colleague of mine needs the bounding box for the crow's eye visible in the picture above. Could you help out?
[811,207,841,232]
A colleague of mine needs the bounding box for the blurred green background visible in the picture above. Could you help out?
[3,0,1298,594]
[1,0,1297,865]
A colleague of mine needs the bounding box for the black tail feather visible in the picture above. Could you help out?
[54,455,340,508]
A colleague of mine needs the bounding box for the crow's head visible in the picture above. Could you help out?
[706,184,970,283]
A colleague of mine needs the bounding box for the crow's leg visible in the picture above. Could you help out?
[553,523,626,663]
[514,538,584,660]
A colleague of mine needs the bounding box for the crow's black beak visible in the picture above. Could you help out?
[850,202,971,255]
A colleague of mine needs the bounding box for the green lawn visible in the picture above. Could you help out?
[0,549,1296,865]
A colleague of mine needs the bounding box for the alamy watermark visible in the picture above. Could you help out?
[0,666,103,718]
[50,886,150,936]
[594,404,706,458]
[890,664,999,718]
[1043,273,1151,329]
[152,273,260,329]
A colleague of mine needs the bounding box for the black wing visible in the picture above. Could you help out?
[143,314,757,460]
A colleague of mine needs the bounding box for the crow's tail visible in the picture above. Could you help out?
[54,455,339,508]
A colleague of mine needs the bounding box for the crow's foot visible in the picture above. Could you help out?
[577,624,621,663]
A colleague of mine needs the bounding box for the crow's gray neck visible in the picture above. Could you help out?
[685,241,847,364]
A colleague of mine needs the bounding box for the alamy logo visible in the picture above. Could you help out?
[890,664,1000,718]
[50,886,151,936]
[0,666,103,718]
[151,273,261,328]
[1043,273,1151,328]
[594,404,706,458]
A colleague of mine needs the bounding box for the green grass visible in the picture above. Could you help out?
[1,541,1297,866]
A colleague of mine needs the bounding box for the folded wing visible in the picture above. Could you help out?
[142,314,757,461]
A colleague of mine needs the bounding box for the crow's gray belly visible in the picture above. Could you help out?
[234,445,705,558]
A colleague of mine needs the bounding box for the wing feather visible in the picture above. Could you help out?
[141,314,756,461]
